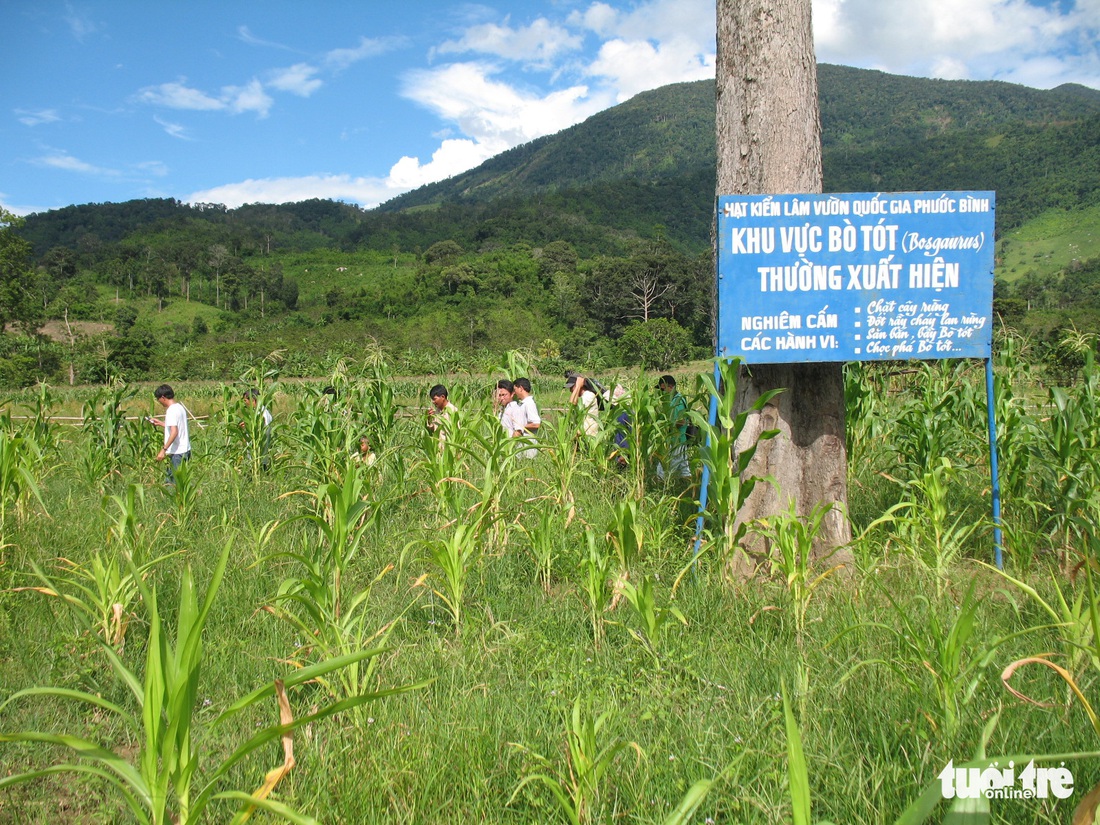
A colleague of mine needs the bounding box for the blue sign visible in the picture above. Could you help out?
[716,191,995,363]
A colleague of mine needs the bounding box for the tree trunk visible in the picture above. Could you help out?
[716,0,852,570]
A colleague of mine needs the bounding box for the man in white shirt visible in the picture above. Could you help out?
[512,377,541,459]
[151,384,191,484]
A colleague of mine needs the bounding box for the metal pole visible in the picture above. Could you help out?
[693,359,722,557]
[986,357,1004,569]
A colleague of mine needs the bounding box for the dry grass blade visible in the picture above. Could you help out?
[1001,655,1100,734]
[233,679,296,824]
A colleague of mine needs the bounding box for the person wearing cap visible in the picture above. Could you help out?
[566,371,601,437]
[656,374,691,480]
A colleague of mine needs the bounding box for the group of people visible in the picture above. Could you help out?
[147,384,272,484]
[148,370,691,485]
[567,371,692,480]
[425,379,542,459]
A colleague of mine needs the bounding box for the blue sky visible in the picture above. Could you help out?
[2,0,1098,216]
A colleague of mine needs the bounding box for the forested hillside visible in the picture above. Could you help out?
[3,65,1100,388]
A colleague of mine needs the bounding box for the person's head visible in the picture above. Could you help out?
[243,388,259,407]
[657,375,676,393]
[154,384,175,406]
[496,378,515,406]
[513,377,532,398]
[359,435,372,454]
[565,371,579,391]
[429,384,449,411]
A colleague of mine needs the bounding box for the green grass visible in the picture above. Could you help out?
[997,204,1100,282]
[1,363,1099,823]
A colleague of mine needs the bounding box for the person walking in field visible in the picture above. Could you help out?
[150,384,191,484]
[241,388,272,469]
[512,377,541,458]
[656,374,691,481]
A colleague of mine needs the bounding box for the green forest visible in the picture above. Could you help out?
[2,64,1100,387]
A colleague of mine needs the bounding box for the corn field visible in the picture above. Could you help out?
[1,340,1100,823]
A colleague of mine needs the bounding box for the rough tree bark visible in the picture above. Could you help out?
[715,0,852,571]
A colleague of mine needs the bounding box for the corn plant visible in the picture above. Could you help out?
[614,573,686,664]
[80,382,137,477]
[539,402,592,513]
[0,538,425,825]
[891,361,982,483]
[18,381,59,456]
[280,460,380,622]
[688,357,781,579]
[266,562,414,728]
[165,455,200,524]
[519,499,569,593]
[0,427,45,536]
[414,403,472,522]
[579,526,613,649]
[834,578,1022,741]
[1037,353,1100,568]
[606,498,644,577]
[403,520,482,635]
[458,408,528,545]
[862,458,982,595]
[753,500,845,648]
[286,385,358,486]
[104,482,151,556]
[609,379,665,499]
[12,548,174,649]
[509,697,635,825]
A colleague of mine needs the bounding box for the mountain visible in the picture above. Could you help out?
[19,65,1100,259]
[378,64,1100,230]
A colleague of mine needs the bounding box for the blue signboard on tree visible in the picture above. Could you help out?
[716,191,995,363]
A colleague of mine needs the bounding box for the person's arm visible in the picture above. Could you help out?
[524,400,540,433]
[156,409,179,461]
[569,378,584,405]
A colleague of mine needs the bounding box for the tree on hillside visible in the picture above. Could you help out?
[716,0,851,570]
[0,209,39,334]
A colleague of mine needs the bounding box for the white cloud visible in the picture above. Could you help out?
[812,0,1100,89]
[16,109,62,127]
[186,174,398,209]
[63,4,100,42]
[223,79,274,117]
[586,35,714,101]
[269,63,323,97]
[435,17,583,68]
[402,62,607,148]
[136,160,170,177]
[136,80,225,111]
[34,151,118,177]
[154,116,192,140]
[136,77,273,117]
[570,0,714,46]
[324,36,400,71]
[388,138,506,189]
[237,25,296,52]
